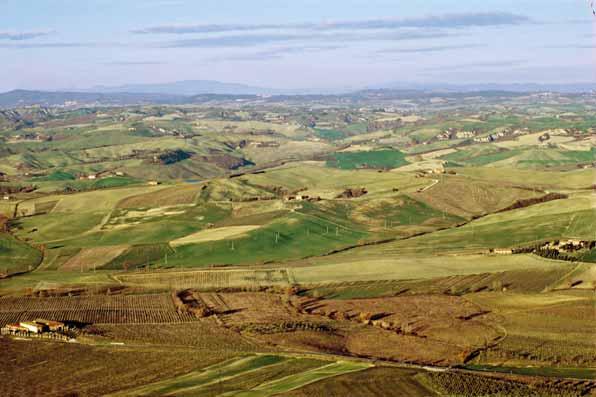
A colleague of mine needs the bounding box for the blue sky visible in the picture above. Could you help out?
[0,0,594,91]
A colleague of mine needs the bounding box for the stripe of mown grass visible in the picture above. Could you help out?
[108,355,286,397]
[231,361,373,397]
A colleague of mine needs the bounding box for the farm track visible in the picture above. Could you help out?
[419,179,439,192]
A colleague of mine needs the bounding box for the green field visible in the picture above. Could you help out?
[327,150,409,170]
[0,233,42,275]
[313,128,346,141]
[161,207,369,267]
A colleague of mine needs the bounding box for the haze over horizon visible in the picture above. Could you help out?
[1,0,595,93]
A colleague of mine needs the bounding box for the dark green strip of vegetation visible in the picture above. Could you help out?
[327,150,408,170]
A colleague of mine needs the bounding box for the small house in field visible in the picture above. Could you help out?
[19,321,45,334]
[87,174,97,180]
[35,319,65,332]
[148,181,160,186]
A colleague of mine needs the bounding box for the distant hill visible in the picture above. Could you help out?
[0,89,187,108]
[371,82,596,94]
[85,80,277,96]
[1,81,594,109]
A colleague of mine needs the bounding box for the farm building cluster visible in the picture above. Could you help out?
[1,319,71,340]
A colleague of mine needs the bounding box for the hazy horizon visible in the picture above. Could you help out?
[1,0,595,92]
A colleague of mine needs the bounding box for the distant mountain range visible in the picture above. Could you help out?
[0,89,188,108]
[81,80,596,96]
[373,82,596,94]
[83,80,281,96]
[1,80,595,108]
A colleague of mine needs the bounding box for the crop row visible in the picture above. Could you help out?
[0,309,196,326]
[0,294,176,311]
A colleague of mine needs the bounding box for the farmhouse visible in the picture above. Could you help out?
[1,319,67,337]
[20,321,45,334]
[35,319,65,332]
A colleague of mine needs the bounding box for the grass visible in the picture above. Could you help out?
[239,360,371,396]
[13,211,107,243]
[412,175,544,219]
[291,253,563,284]
[354,195,463,228]
[0,270,115,294]
[161,209,368,267]
[31,170,76,181]
[402,192,594,252]
[0,201,17,217]
[103,243,174,270]
[35,185,161,213]
[442,147,523,167]
[327,150,409,170]
[242,163,425,199]
[0,233,42,275]
[70,204,229,248]
[577,248,596,263]
[109,355,287,396]
[117,184,202,208]
[455,167,594,190]
[115,268,291,290]
[282,367,437,397]
[110,355,368,397]
[313,128,346,141]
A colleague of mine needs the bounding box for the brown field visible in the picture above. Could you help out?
[60,245,129,271]
[116,184,201,208]
[0,294,197,326]
[200,292,301,327]
[304,294,498,346]
[468,292,596,368]
[190,292,498,366]
[425,371,595,397]
[303,265,576,299]
[92,320,259,350]
[0,333,258,397]
[291,294,501,365]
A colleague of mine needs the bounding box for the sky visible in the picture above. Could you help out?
[0,0,594,92]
